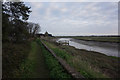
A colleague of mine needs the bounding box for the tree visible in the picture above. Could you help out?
[27,22,34,35]
[2,1,31,42]
[27,22,41,37]
[3,2,31,21]
[33,23,40,37]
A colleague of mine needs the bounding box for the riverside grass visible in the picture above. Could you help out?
[42,40,119,78]
[42,40,94,78]
[37,39,72,78]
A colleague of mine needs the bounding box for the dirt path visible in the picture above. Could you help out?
[26,41,50,78]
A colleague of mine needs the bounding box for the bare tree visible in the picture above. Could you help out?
[28,22,34,35]
[28,22,41,37]
[33,23,40,35]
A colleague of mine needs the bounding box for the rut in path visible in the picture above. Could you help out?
[28,41,50,78]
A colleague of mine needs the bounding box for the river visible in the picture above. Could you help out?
[57,38,119,57]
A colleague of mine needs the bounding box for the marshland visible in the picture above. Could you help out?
[2,1,119,79]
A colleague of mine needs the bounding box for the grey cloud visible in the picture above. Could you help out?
[26,2,118,36]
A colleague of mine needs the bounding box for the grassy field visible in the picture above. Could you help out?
[42,39,120,78]
[57,36,120,43]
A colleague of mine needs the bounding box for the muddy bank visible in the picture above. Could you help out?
[59,44,120,78]
[74,38,120,43]
[57,38,119,57]
[44,39,120,78]
[71,38,118,49]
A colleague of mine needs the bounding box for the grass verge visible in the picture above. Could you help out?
[37,39,72,78]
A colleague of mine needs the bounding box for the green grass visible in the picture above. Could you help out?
[16,41,37,77]
[3,39,71,78]
[44,42,71,61]
[15,40,50,78]
[42,40,119,78]
[42,40,94,78]
[37,39,72,78]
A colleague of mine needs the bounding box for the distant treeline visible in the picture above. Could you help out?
[56,35,120,38]
[56,35,120,43]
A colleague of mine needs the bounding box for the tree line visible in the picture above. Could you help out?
[2,1,40,43]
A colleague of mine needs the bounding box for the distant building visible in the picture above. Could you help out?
[45,31,52,37]
[45,31,49,36]
[36,31,53,38]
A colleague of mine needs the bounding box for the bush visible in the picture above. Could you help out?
[2,41,30,78]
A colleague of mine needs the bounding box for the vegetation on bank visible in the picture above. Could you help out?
[56,36,120,43]
[15,41,50,78]
[37,39,72,78]
[2,2,32,42]
[2,2,41,78]
[42,39,120,78]
[2,41,30,78]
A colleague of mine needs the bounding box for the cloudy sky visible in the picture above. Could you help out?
[25,2,118,36]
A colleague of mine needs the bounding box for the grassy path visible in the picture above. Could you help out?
[19,41,50,78]
[31,41,50,78]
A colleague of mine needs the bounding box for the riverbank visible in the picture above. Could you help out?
[42,39,120,78]
[57,38,119,57]
[37,39,72,78]
[56,36,120,43]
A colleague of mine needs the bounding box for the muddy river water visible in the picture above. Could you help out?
[57,38,119,57]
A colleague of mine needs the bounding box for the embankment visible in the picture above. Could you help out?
[42,39,120,78]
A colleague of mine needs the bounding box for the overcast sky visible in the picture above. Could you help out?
[25,2,118,36]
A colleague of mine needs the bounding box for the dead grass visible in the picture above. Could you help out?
[60,45,120,78]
